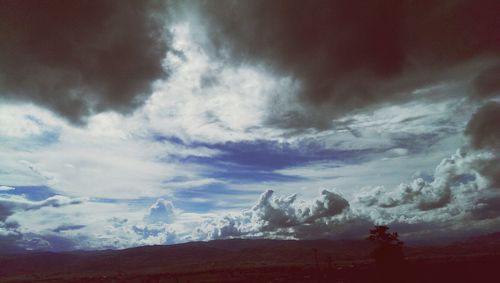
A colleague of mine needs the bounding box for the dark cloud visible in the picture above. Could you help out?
[0,0,170,124]
[465,102,500,151]
[191,0,500,129]
[464,102,500,188]
[473,64,500,99]
[471,194,500,220]
[52,224,86,233]
[475,159,500,189]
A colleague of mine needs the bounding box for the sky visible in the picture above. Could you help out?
[0,0,499,252]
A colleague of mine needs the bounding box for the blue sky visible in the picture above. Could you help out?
[1,1,500,252]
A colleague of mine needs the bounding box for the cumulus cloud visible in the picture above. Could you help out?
[0,0,170,124]
[62,205,180,250]
[357,149,483,211]
[84,133,500,246]
[68,216,178,250]
[195,189,349,240]
[188,0,500,129]
[190,142,499,242]
[349,103,500,238]
[144,198,176,224]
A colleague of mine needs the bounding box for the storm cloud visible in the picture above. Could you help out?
[464,102,500,188]
[473,64,500,99]
[0,0,170,124]
[190,0,500,129]
[465,102,500,151]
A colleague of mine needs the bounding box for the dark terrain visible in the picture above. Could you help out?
[1,233,500,283]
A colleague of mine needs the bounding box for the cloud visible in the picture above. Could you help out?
[142,23,285,144]
[0,104,221,199]
[189,0,500,129]
[0,0,170,124]
[59,205,180,250]
[0,3,499,251]
[465,102,500,151]
[356,149,482,211]
[349,105,500,239]
[175,104,477,242]
[195,189,350,240]
[132,225,177,244]
[0,99,495,250]
[0,186,15,191]
[52,224,86,233]
[464,102,500,189]
[0,194,84,221]
[473,64,500,99]
[144,198,176,224]
[0,193,84,252]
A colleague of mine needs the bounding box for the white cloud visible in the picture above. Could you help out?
[193,189,350,240]
[0,186,14,191]
[0,103,63,139]
[140,23,290,144]
[0,104,224,198]
[349,146,499,238]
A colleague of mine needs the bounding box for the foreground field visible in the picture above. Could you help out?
[2,255,499,283]
[1,234,500,283]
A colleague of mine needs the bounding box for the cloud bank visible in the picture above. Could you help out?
[192,104,500,242]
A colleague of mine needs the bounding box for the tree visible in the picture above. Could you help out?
[367,225,404,267]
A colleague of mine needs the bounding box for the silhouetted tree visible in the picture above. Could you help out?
[367,225,404,267]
